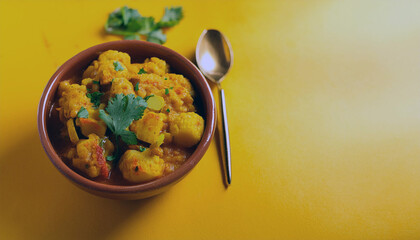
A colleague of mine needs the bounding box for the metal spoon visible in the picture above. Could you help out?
[196,29,233,186]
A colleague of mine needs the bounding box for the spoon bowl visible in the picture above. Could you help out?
[196,30,233,84]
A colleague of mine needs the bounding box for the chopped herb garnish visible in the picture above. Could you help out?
[170,87,173,89]
[87,92,104,108]
[138,68,147,74]
[134,82,139,91]
[164,77,168,80]
[139,146,146,152]
[99,94,147,145]
[93,80,100,85]
[113,61,124,71]
[77,107,89,118]
[166,108,170,112]
[165,88,169,95]
[106,155,116,161]
[144,94,154,101]
[104,6,183,45]
[135,166,139,171]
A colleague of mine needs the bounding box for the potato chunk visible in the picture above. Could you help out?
[109,78,135,96]
[75,108,107,137]
[77,118,107,137]
[169,112,204,147]
[58,80,92,120]
[130,112,167,144]
[72,134,113,178]
[119,150,165,183]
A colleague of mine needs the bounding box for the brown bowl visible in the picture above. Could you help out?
[38,40,216,200]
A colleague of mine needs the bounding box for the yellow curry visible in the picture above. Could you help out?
[53,50,204,184]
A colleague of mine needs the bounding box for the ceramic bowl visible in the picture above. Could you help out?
[38,40,216,200]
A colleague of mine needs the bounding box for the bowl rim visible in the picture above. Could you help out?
[37,40,216,194]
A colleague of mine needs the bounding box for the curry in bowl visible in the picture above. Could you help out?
[50,50,205,185]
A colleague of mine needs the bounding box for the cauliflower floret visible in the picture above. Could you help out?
[127,63,144,78]
[169,112,204,147]
[83,50,131,85]
[98,50,131,65]
[119,149,165,183]
[130,112,167,144]
[143,57,169,76]
[81,77,100,92]
[72,134,114,178]
[166,85,195,112]
[134,73,165,97]
[58,80,92,120]
[109,78,135,97]
[165,73,195,97]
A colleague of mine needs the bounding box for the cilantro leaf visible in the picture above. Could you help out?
[121,6,131,26]
[139,146,147,152]
[157,7,183,28]
[99,94,147,145]
[147,29,167,44]
[119,130,138,145]
[113,61,124,71]
[134,82,139,91]
[138,68,147,74]
[165,88,169,95]
[77,107,89,118]
[137,17,156,35]
[87,92,104,108]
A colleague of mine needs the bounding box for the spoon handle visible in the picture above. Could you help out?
[219,88,231,186]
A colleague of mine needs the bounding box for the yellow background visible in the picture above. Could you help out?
[1,0,420,239]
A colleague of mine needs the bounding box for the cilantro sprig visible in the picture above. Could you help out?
[99,94,147,146]
[104,6,183,44]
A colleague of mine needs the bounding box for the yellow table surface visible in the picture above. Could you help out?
[1,0,420,239]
